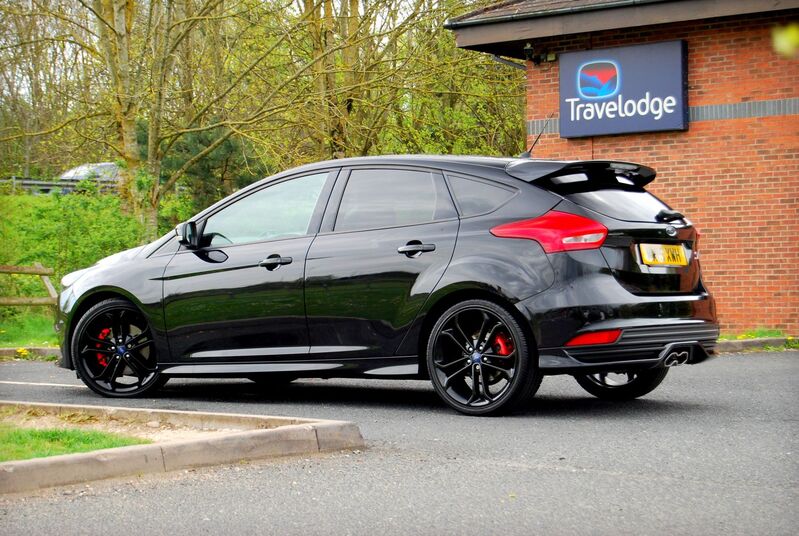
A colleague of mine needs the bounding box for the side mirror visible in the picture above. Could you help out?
[176,221,199,249]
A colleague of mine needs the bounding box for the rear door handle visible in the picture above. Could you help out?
[259,254,293,270]
[397,241,436,257]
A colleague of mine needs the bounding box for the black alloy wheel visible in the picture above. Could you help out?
[71,298,165,397]
[426,299,541,416]
[573,368,669,401]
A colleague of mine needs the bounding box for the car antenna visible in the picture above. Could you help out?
[518,111,555,158]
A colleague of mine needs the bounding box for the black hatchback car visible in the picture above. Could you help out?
[57,156,718,415]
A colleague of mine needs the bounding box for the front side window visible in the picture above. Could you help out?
[334,169,456,232]
[202,172,328,246]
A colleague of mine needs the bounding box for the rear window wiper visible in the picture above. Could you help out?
[656,209,685,222]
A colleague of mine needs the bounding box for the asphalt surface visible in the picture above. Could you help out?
[0,352,797,536]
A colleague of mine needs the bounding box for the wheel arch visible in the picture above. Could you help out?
[410,286,539,379]
[63,287,151,369]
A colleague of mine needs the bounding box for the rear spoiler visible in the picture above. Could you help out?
[505,159,656,188]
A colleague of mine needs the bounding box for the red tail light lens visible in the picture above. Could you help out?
[565,329,622,347]
[490,210,608,253]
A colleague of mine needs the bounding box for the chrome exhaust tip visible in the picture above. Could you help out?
[663,351,690,367]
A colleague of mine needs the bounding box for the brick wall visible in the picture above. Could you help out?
[525,12,799,334]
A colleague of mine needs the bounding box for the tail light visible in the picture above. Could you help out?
[565,329,622,347]
[490,210,608,253]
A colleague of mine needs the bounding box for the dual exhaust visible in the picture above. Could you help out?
[659,341,706,367]
[663,350,690,367]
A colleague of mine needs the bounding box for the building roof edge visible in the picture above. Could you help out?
[444,0,672,30]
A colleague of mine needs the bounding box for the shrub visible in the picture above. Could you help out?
[0,193,144,321]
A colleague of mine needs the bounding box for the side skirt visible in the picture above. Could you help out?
[159,355,420,379]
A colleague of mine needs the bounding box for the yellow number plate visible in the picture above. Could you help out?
[639,243,688,266]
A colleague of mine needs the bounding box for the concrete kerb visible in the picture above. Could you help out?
[0,400,364,494]
[714,337,791,352]
[0,347,60,358]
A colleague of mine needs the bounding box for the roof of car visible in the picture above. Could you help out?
[299,154,514,167]
[290,154,655,186]
[289,154,573,174]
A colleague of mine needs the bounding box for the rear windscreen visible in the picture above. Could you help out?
[538,172,671,222]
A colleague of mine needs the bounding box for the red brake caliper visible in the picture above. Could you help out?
[493,333,514,356]
[96,328,111,367]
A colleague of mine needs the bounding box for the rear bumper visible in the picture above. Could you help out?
[536,320,719,374]
[514,248,719,375]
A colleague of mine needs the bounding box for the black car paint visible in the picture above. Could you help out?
[57,155,718,380]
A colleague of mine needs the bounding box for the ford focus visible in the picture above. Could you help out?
[57,156,718,415]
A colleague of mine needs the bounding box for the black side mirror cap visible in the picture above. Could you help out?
[176,221,199,249]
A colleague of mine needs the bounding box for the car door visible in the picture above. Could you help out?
[162,171,336,363]
[304,166,459,359]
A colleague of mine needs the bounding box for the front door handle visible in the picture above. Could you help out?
[259,254,293,270]
[397,241,436,257]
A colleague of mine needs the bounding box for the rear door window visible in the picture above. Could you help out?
[334,169,456,232]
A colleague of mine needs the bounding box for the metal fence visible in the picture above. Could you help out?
[1,176,116,194]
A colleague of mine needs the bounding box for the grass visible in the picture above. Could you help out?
[762,337,799,351]
[717,328,787,341]
[0,311,59,348]
[0,422,149,462]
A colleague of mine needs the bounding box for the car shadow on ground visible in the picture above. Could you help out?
[154,378,714,418]
[158,379,443,411]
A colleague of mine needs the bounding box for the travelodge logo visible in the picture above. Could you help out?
[577,60,619,99]
[566,58,678,122]
[558,41,688,138]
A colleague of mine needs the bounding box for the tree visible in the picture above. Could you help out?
[1,0,525,241]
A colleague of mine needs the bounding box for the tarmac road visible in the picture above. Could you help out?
[1,352,797,535]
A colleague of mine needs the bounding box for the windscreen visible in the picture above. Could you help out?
[538,171,671,222]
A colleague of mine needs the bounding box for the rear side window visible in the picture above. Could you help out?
[335,169,456,232]
[447,175,516,217]
[538,172,671,222]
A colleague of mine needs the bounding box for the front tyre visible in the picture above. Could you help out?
[573,368,669,401]
[426,299,541,416]
[71,298,164,398]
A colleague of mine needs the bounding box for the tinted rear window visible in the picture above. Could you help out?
[447,175,516,217]
[538,172,670,222]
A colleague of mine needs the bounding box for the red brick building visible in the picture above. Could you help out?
[447,0,799,334]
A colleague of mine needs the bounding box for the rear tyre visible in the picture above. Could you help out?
[426,299,542,416]
[71,298,164,398]
[573,368,669,401]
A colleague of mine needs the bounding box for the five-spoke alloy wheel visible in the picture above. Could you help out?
[426,299,541,416]
[573,368,669,401]
[71,298,165,397]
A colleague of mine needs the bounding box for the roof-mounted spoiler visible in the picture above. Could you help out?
[505,159,656,188]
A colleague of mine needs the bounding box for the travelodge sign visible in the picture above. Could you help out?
[559,41,689,138]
